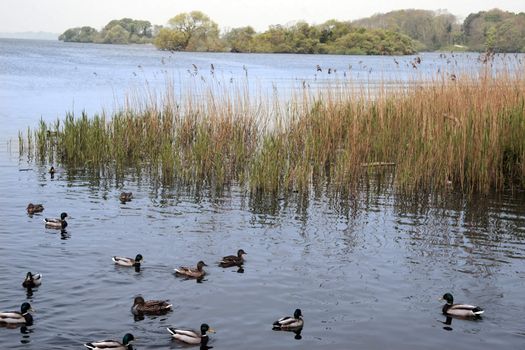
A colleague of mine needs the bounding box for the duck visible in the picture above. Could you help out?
[219,249,247,268]
[119,192,133,202]
[174,261,207,279]
[167,324,215,346]
[26,203,44,214]
[273,309,304,330]
[440,293,484,318]
[112,254,143,268]
[44,212,68,229]
[132,296,172,315]
[84,333,135,350]
[22,272,42,288]
[0,302,34,326]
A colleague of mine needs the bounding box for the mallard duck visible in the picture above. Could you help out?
[273,309,304,330]
[219,249,247,268]
[84,333,135,349]
[167,324,215,346]
[174,261,207,279]
[22,272,42,288]
[132,296,172,315]
[0,302,34,326]
[119,192,133,202]
[440,293,484,318]
[44,212,68,229]
[112,254,143,268]
[27,203,44,214]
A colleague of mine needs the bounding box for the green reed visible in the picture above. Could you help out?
[20,67,525,195]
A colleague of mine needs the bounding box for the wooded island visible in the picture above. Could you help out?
[58,9,525,54]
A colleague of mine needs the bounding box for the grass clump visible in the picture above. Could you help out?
[21,65,525,196]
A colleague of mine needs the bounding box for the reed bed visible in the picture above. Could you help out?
[21,66,525,196]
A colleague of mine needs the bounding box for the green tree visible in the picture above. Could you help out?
[352,9,460,50]
[463,9,525,52]
[223,26,256,52]
[165,11,220,51]
[101,24,129,44]
[58,26,98,42]
[154,28,187,51]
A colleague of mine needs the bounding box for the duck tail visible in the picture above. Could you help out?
[166,327,177,336]
[473,308,484,315]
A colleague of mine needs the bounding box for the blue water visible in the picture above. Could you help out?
[1,39,524,349]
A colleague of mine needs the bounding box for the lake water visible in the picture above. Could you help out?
[1,39,525,349]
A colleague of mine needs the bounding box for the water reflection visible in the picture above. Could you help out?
[20,326,32,344]
[441,316,453,331]
[60,229,70,240]
[272,327,303,340]
[25,287,35,298]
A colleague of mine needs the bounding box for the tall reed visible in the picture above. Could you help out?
[21,65,525,195]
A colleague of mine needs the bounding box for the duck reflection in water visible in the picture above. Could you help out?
[20,325,33,344]
[60,229,70,240]
[272,327,303,340]
[441,316,453,331]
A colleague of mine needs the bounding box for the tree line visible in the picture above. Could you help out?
[58,18,156,44]
[59,9,525,54]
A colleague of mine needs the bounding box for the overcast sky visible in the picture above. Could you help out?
[1,0,524,33]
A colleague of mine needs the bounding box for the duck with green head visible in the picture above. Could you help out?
[174,261,207,279]
[44,212,68,229]
[22,272,42,289]
[84,333,135,350]
[0,302,34,326]
[167,323,215,347]
[112,254,143,268]
[273,309,304,330]
[440,293,484,318]
[27,203,44,214]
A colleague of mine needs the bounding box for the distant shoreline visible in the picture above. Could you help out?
[0,32,58,40]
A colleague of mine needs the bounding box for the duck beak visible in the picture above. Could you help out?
[30,307,35,312]
[207,328,216,333]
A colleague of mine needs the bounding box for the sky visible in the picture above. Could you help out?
[0,0,524,34]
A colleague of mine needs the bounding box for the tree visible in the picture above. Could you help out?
[101,24,129,44]
[166,11,219,50]
[154,28,187,51]
[463,9,525,52]
[223,26,256,52]
[352,9,460,50]
[58,26,98,42]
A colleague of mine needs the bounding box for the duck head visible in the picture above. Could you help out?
[197,261,208,271]
[441,293,454,305]
[200,323,215,336]
[237,249,247,258]
[122,333,135,345]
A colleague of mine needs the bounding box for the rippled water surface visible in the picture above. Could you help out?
[1,39,525,349]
